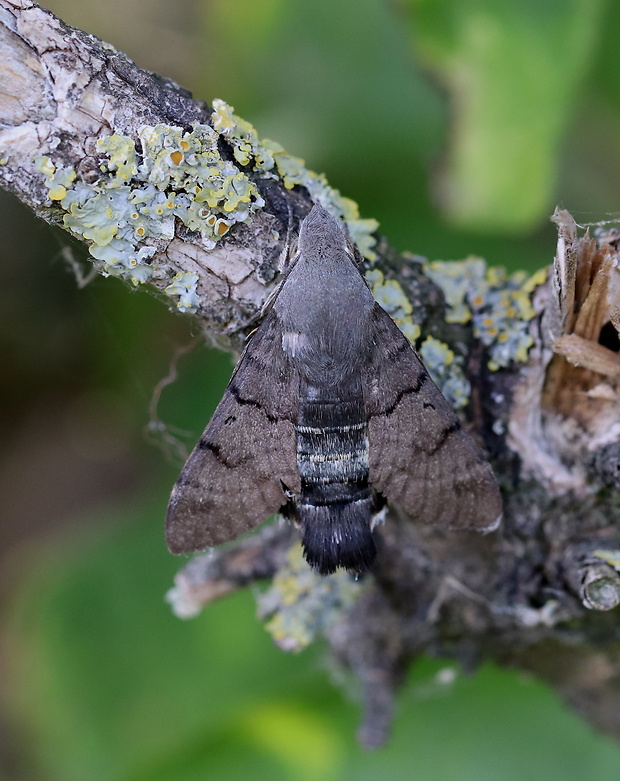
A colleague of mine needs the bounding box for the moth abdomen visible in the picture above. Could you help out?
[293,387,380,574]
[300,476,371,505]
[298,498,377,576]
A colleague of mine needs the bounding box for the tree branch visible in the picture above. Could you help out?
[3,0,620,750]
[1,0,310,340]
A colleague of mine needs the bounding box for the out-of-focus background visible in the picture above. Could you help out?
[2,1,620,779]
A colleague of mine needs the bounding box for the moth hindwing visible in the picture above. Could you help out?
[166,204,502,574]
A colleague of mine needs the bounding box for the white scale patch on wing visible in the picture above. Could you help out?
[281,331,309,358]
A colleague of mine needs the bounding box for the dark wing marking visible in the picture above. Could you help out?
[166,311,301,554]
[365,304,502,530]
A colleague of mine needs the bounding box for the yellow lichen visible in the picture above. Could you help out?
[210,99,379,260]
[425,257,539,370]
[259,544,362,653]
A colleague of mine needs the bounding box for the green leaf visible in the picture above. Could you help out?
[403,0,605,231]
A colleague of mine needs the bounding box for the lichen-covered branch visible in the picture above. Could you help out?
[0,0,377,341]
[3,0,620,751]
[167,208,620,747]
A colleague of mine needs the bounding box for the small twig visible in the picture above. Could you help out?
[59,246,98,289]
[145,335,202,463]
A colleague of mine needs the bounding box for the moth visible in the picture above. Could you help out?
[166,204,502,575]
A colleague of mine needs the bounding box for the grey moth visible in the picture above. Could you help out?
[166,204,502,574]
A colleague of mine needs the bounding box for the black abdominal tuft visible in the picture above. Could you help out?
[299,501,377,575]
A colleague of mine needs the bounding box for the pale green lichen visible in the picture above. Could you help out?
[97,134,138,183]
[366,268,469,407]
[211,99,379,260]
[425,258,545,371]
[36,124,265,312]
[164,272,201,313]
[36,102,380,312]
[424,257,486,325]
[419,335,471,409]
[366,268,421,343]
[258,544,362,652]
[138,124,259,219]
[35,154,76,201]
[593,550,620,570]
[212,99,260,167]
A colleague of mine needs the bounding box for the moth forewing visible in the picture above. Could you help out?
[165,310,300,554]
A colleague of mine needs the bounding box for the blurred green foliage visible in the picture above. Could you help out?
[7,505,620,780]
[4,0,620,778]
[404,0,605,231]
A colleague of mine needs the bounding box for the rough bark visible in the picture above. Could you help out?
[2,0,620,749]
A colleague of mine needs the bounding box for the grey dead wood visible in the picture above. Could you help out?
[2,0,620,749]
